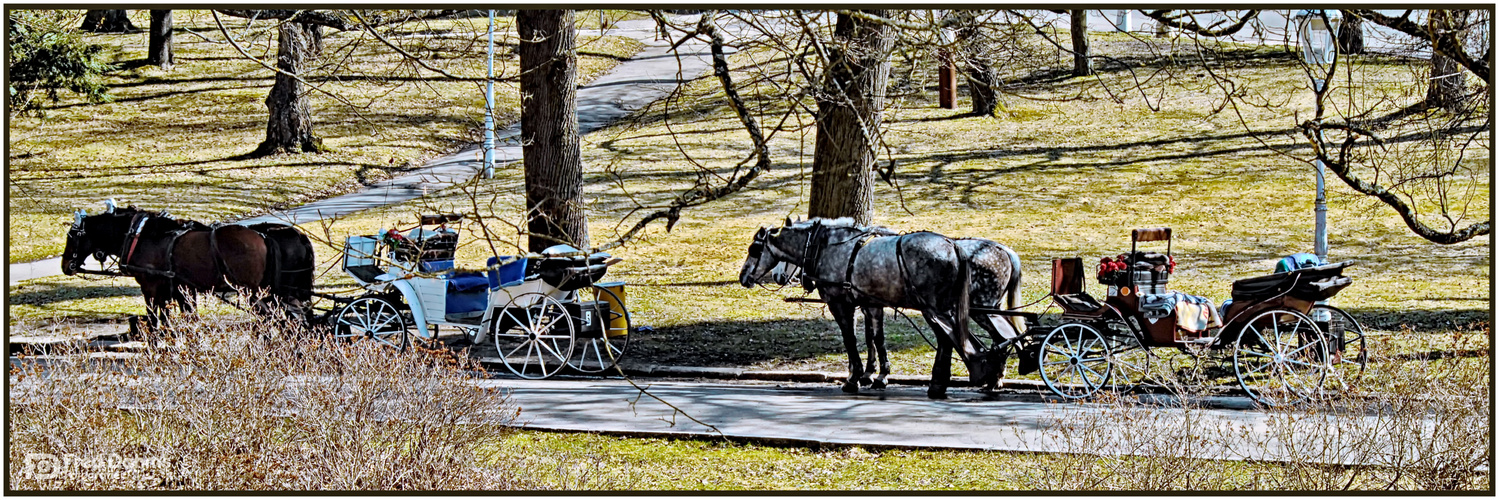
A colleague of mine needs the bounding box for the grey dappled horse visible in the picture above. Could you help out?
[740,218,1018,399]
[741,222,894,390]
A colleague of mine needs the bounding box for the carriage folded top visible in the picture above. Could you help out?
[1230,261,1353,303]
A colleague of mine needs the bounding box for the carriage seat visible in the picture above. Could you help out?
[535,244,611,291]
[1138,291,1222,334]
[445,271,490,320]
[394,228,458,263]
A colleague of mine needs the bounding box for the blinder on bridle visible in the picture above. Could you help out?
[746,225,803,288]
[65,200,122,272]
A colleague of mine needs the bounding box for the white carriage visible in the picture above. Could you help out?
[333,214,631,379]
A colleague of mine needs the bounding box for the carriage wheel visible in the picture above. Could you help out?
[1233,309,1331,406]
[491,293,576,379]
[1106,332,1152,393]
[566,285,632,374]
[1039,323,1112,400]
[332,296,410,352]
[1311,304,1367,388]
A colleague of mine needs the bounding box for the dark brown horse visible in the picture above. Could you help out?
[61,204,315,331]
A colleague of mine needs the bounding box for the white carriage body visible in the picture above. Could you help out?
[341,230,572,342]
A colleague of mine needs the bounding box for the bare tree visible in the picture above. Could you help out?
[518,10,588,252]
[1348,9,1491,84]
[808,10,896,224]
[1337,12,1365,55]
[214,10,356,157]
[148,10,173,70]
[952,11,1002,116]
[1424,9,1472,111]
[81,10,136,33]
[1070,10,1091,77]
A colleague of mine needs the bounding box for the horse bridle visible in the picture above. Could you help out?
[746,226,808,287]
[65,210,155,276]
[65,210,91,273]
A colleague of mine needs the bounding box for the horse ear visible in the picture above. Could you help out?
[784,216,793,226]
[74,209,87,226]
[102,199,117,213]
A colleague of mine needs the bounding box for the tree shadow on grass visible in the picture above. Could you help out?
[628,305,1485,369]
[626,316,935,368]
[9,282,142,306]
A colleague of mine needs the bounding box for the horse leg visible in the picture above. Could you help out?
[859,307,876,387]
[870,307,889,390]
[828,300,863,394]
[922,311,953,399]
[141,280,175,336]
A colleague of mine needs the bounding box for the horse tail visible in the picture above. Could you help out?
[1001,243,1024,333]
[261,232,283,294]
[953,239,975,360]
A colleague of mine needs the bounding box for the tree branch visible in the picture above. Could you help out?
[1301,120,1490,244]
[216,9,358,31]
[1139,10,1261,37]
[1346,9,1491,84]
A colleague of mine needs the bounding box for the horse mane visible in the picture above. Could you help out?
[803,217,897,236]
[110,205,204,233]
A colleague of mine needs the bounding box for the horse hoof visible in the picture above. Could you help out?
[927,386,948,399]
[857,375,873,386]
[870,379,887,390]
[841,382,860,394]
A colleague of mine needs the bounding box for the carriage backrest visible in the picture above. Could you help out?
[1051,257,1086,296]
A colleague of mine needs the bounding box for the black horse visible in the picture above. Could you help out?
[741,218,1013,399]
[61,203,315,331]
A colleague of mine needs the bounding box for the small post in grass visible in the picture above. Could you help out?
[938,49,957,109]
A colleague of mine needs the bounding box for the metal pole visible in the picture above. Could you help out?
[1314,158,1328,262]
[482,9,496,179]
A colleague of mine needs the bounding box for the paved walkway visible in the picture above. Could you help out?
[491,377,1424,467]
[8,17,714,284]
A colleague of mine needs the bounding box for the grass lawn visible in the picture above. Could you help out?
[487,429,1481,490]
[6,9,643,263]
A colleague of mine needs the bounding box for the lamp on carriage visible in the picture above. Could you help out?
[1293,9,1340,263]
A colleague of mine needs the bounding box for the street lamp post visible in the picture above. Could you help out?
[1294,9,1340,264]
[482,9,496,179]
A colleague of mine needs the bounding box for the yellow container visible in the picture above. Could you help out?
[598,281,628,336]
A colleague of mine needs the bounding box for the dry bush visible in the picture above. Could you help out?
[1011,344,1491,491]
[8,310,543,490]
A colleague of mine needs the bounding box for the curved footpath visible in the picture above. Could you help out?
[7,16,714,284]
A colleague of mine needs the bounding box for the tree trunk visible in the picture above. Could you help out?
[148,10,173,70]
[81,10,137,33]
[519,10,587,253]
[1425,10,1469,111]
[1337,12,1365,54]
[254,21,325,156]
[955,12,1001,116]
[1070,10,1092,77]
[808,10,895,225]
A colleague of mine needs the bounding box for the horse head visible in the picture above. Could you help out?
[739,227,777,287]
[741,219,831,288]
[60,209,135,275]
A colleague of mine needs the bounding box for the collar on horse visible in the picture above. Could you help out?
[118,213,150,271]
[796,221,888,300]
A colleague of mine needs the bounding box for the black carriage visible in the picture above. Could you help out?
[1020,227,1367,406]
